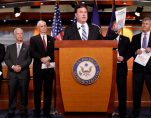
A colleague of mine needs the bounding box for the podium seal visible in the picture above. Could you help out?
[73,57,100,85]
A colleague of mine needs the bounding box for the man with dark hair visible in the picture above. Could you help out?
[130,17,151,118]
[0,43,5,93]
[63,4,103,40]
[109,21,130,118]
[0,43,5,80]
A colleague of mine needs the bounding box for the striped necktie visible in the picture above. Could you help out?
[81,25,87,40]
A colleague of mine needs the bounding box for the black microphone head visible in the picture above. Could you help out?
[78,27,81,30]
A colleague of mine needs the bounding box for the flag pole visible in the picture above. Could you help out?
[75,0,79,4]
[95,0,97,6]
[52,69,62,116]
[56,0,59,4]
[52,1,62,115]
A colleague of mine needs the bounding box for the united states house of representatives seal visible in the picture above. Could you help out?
[73,57,100,85]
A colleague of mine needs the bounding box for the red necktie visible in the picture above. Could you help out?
[42,36,47,50]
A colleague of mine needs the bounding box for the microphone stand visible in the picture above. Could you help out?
[51,68,62,116]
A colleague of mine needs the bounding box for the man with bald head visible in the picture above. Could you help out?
[30,20,55,118]
[5,28,31,118]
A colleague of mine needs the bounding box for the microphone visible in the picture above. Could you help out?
[78,27,81,30]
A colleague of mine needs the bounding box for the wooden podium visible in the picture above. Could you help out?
[55,40,117,116]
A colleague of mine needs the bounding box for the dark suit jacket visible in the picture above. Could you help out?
[4,43,31,79]
[118,35,131,62]
[106,30,119,40]
[131,32,151,73]
[63,23,102,40]
[0,43,5,79]
[29,34,54,77]
[117,35,130,75]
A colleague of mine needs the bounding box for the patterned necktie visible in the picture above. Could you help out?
[42,35,47,50]
[142,33,147,48]
[81,25,87,40]
[17,44,21,57]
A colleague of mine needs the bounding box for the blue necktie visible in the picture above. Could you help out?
[81,25,87,40]
[142,33,147,48]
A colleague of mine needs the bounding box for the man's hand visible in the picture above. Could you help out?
[45,62,51,68]
[12,65,21,72]
[117,56,124,62]
[145,47,151,53]
[136,49,143,55]
[41,56,51,64]
[16,65,21,72]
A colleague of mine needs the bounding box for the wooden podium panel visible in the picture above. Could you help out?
[55,40,117,115]
[59,48,113,112]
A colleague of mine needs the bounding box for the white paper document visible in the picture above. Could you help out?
[115,8,126,29]
[41,62,55,69]
[134,50,151,66]
[0,71,2,76]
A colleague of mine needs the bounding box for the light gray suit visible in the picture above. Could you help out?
[4,43,31,115]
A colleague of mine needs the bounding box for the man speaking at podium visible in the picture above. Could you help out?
[63,4,102,40]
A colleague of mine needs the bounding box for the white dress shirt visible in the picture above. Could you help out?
[77,22,89,40]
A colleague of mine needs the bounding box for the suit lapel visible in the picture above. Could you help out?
[14,44,17,58]
[137,33,142,48]
[88,25,92,40]
[18,43,25,58]
[74,24,81,40]
[88,24,96,40]
[118,36,125,55]
[148,32,151,47]
[47,36,51,51]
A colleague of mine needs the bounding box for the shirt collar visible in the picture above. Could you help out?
[143,31,150,35]
[16,42,23,46]
[116,35,120,41]
[40,34,47,39]
[77,22,88,29]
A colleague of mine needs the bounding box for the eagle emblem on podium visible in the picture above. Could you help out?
[73,57,100,85]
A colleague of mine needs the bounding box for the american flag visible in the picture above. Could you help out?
[51,3,63,40]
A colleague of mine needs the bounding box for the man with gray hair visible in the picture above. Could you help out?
[5,28,31,118]
[30,20,55,118]
[130,17,151,118]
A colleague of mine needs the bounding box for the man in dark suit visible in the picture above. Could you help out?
[109,21,130,118]
[63,4,102,40]
[0,43,5,80]
[4,28,31,118]
[30,20,54,118]
[130,17,151,118]
[0,43,5,93]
